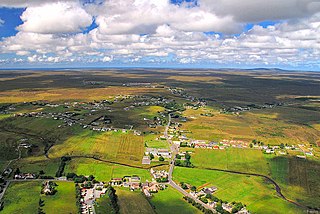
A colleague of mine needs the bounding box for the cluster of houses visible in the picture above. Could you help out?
[142,148,171,164]
[168,87,205,104]
[80,182,107,214]
[110,175,141,191]
[221,102,284,114]
[150,168,169,181]
[109,174,167,198]
[14,173,36,179]
[190,186,218,199]
[189,186,249,213]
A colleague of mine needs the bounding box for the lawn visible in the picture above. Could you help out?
[1,181,41,214]
[192,148,270,175]
[49,131,145,166]
[116,188,155,214]
[150,186,202,214]
[41,181,77,214]
[64,158,152,182]
[173,167,303,214]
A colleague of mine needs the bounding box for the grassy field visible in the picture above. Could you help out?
[181,107,320,146]
[192,148,270,175]
[266,156,320,208]
[150,186,202,214]
[41,181,77,214]
[1,181,41,214]
[116,188,155,214]
[0,87,164,103]
[144,134,169,149]
[11,158,61,177]
[50,131,145,166]
[95,194,114,214]
[64,158,152,182]
[173,167,303,214]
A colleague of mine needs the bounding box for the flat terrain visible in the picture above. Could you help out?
[150,186,202,214]
[41,181,77,214]
[116,188,155,214]
[64,158,152,182]
[95,194,114,214]
[192,148,269,175]
[173,167,303,214]
[182,107,320,145]
[50,131,145,166]
[0,69,319,213]
[1,181,41,214]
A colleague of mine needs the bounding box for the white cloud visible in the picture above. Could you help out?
[0,18,4,26]
[200,0,320,23]
[0,0,320,68]
[17,1,92,34]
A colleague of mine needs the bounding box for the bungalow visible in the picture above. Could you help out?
[222,203,233,213]
[173,141,181,147]
[203,186,218,194]
[142,156,151,165]
[130,182,140,191]
[110,178,122,186]
[157,149,171,158]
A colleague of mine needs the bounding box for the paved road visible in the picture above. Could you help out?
[0,181,10,202]
[164,113,215,212]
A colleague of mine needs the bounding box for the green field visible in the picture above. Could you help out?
[65,158,152,182]
[266,156,320,208]
[150,186,202,214]
[1,181,41,214]
[192,148,270,175]
[173,167,303,214]
[116,188,155,214]
[41,181,77,214]
[95,194,114,214]
[12,158,61,177]
[50,131,145,166]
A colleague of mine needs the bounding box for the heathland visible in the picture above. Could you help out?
[0,69,319,213]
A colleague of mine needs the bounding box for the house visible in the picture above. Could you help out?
[110,178,122,186]
[173,141,181,147]
[157,149,171,158]
[130,176,141,183]
[222,203,233,213]
[202,186,218,194]
[142,156,151,165]
[130,182,140,191]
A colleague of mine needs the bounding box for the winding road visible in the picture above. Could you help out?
[165,113,215,212]
[164,113,310,212]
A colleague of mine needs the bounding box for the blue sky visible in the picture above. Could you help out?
[0,0,319,70]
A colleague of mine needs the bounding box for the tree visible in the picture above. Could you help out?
[159,156,165,161]
[149,153,154,160]
[88,175,95,181]
[14,168,20,175]
[191,186,197,192]
[249,143,253,148]
[280,143,284,149]
[175,154,181,159]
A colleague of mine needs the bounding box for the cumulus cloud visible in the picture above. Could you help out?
[16,1,92,34]
[0,18,4,26]
[200,0,320,22]
[0,0,320,68]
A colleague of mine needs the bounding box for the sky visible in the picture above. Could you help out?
[0,0,320,70]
